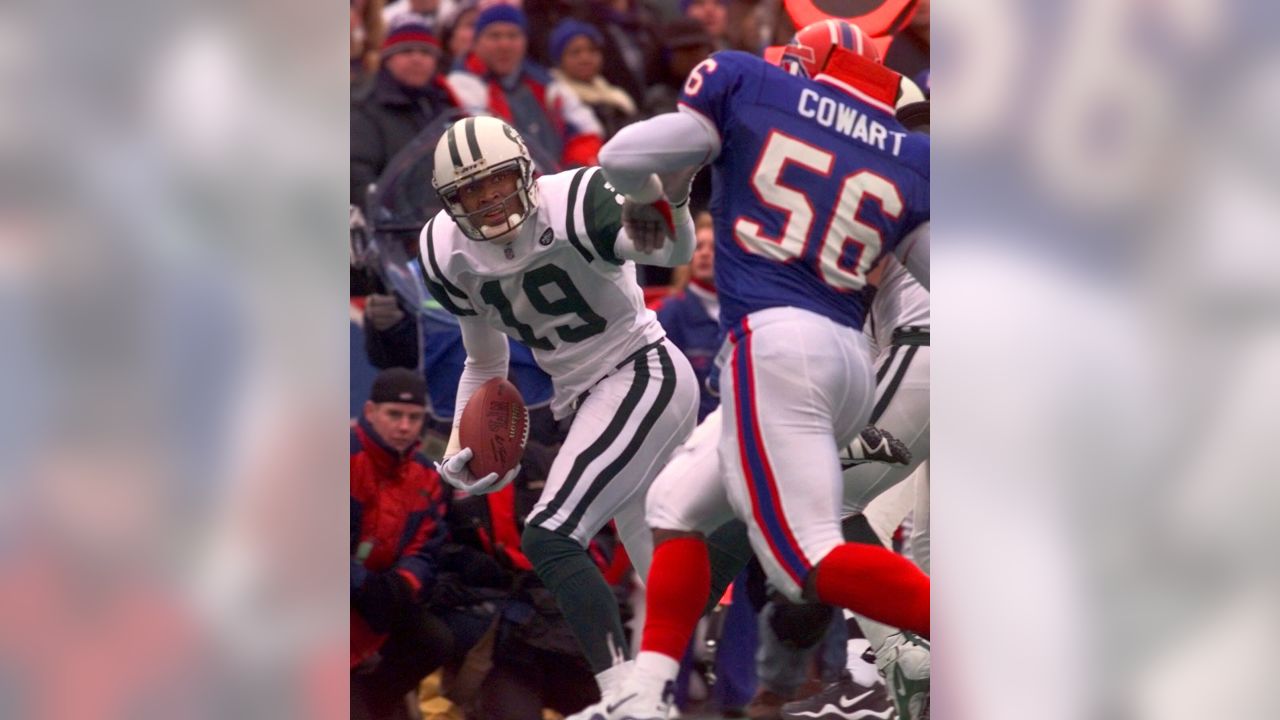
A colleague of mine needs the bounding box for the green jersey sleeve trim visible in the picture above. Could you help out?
[582,169,625,266]
[422,219,477,317]
[562,167,595,263]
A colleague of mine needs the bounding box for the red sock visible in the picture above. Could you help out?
[814,543,930,638]
[640,537,711,660]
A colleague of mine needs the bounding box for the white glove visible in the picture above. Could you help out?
[365,293,406,332]
[621,197,676,253]
[436,447,521,495]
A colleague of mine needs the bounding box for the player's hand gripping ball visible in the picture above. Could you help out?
[448,378,529,494]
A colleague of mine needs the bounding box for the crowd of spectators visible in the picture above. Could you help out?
[350,0,787,219]
[349,1,930,718]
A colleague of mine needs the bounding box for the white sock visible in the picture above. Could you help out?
[635,650,681,696]
[596,659,634,698]
[846,638,880,687]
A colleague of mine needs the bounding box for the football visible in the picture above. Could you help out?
[458,378,529,480]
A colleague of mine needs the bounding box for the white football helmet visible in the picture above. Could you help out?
[432,115,539,242]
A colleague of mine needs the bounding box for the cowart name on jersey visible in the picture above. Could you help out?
[678,50,929,333]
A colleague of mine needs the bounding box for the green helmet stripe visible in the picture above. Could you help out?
[446,122,463,168]
[464,117,482,162]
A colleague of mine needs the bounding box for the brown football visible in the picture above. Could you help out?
[458,378,529,480]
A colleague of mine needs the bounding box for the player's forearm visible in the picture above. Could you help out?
[667,203,696,265]
[447,318,510,456]
[598,112,716,201]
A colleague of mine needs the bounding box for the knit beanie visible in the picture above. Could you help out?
[473,4,528,38]
[381,20,442,58]
[369,368,428,406]
[549,19,603,66]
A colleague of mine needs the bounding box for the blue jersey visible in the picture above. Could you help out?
[679,51,929,331]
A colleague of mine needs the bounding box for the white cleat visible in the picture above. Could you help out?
[877,632,930,720]
[780,670,894,719]
[564,679,676,720]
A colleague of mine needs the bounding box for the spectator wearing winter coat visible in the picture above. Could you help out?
[655,212,722,422]
[446,5,604,168]
[548,19,637,139]
[351,21,461,206]
[351,369,452,720]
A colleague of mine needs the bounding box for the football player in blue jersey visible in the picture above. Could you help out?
[567,18,931,719]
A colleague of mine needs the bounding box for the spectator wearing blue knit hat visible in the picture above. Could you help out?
[446,4,606,168]
[549,19,637,139]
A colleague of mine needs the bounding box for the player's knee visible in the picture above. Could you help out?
[645,488,680,530]
[757,564,808,604]
[653,527,703,547]
[520,524,580,572]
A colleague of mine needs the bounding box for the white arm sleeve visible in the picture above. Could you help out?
[895,221,930,291]
[445,316,510,456]
[613,202,696,266]
[598,111,719,201]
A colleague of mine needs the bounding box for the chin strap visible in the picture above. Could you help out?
[479,213,524,242]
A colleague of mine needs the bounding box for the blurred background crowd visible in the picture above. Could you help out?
[348,1,930,718]
[3,1,1270,719]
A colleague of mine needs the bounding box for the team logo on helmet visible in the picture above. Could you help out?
[780,44,818,77]
[502,122,529,157]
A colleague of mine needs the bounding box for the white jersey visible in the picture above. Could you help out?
[867,255,930,352]
[420,166,666,418]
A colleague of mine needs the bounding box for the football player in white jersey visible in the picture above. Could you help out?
[419,116,701,700]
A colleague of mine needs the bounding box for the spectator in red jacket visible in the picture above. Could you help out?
[351,368,452,720]
[446,4,605,168]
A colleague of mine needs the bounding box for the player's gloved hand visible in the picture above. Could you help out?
[622,196,675,253]
[840,426,912,468]
[436,448,521,495]
[365,293,406,332]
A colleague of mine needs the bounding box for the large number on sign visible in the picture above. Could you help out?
[480,263,607,350]
[734,131,902,291]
